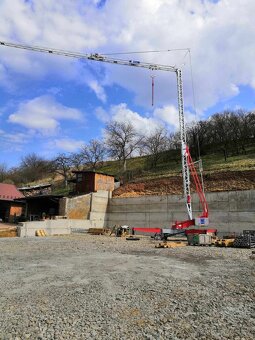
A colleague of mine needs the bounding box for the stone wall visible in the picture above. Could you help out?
[58,191,111,229]
[107,190,255,234]
[59,194,91,219]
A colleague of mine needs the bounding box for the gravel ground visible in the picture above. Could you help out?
[0,234,254,340]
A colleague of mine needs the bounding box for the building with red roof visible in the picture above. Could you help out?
[0,183,24,223]
[0,183,24,201]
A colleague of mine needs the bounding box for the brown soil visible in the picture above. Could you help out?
[113,170,255,197]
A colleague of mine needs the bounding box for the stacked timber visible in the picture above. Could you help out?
[0,227,17,238]
[88,228,110,235]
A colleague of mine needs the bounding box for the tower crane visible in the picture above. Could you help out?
[0,40,209,230]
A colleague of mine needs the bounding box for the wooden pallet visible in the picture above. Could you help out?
[155,241,188,248]
[88,228,110,235]
[215,238,235,247]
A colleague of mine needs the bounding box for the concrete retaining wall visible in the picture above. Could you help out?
[107,190,255,234]
[89,190,111,228]
[18,219,92,237]
[18,190,255,236]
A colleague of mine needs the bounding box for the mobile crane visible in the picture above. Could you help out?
[0,40,211,233]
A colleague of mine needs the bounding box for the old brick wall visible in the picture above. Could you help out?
[95,174,114,192]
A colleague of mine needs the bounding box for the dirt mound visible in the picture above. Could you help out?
[113,170,255,197]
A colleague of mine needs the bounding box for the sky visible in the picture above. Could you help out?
[0,0,254,167]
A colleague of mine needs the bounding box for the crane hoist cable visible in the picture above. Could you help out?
[151,75,155,106]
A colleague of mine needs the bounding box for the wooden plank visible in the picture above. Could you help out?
[0,228,17,238]
[155,241,187,248]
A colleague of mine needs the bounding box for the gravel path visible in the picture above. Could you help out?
[0,234,254,340]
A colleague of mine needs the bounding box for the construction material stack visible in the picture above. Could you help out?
[233,230,255,249]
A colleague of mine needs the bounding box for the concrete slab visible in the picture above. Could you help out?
[144,196,167,204]
[125,204,148,213]
[167,202,188,212]
[149,203,168,213]
[107,205,127,213]
[228,212,255,223]
[125,212,147,222]
[167,194,185,203]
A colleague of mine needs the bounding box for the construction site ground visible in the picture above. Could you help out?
[0,234,254,339]
[113,169,255,197]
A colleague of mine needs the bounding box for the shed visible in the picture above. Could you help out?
[20,195,63,221]
[72,171,115,194]
[0,183,25,222]
[18,183,52,197]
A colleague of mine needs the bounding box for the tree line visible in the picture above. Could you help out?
[0,109,254,186]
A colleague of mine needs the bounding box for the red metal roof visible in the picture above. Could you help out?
[0,183,24,201]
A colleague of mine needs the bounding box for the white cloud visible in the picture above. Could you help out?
[0,0,254,112]
[110,103,161,136]
[95,106,110,123]
[154,105,198,130]
[153,105,180,130]
[48,138,84,152]
[98,103,162,136]
[88,80,107,103]
[96,102,198,135]
[8,95,83,135]
[0,129,29,152]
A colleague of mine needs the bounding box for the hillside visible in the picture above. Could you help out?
[103,147,255,197]
[112,170,255,197]
[27,146,255,197]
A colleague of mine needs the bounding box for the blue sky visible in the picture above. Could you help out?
[0,0,254,167]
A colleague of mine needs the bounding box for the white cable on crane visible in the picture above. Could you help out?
[99,48,190,56]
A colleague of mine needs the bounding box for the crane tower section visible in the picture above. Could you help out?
[176,69,192,220]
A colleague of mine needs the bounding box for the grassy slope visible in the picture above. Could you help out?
[47,146,255,195]
[100,146,255,181]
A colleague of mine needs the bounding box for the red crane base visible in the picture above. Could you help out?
[172,219,195,230]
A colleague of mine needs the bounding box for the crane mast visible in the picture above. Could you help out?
[0,40,206,225]
[176,69,192,220]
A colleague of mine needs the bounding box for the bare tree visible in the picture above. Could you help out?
[20,153,53,183]
[70,152,85,171]
[167,132,180,150]
[186,120,210,158]
[0,163,8,182]
[208,112,233,161]
[53,153,72,187]
[235,110,254,154]
[143,127,168,168]
[105,121,143,172]
[81,139,106,170]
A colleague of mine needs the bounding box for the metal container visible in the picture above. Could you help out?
[198,234,212,245]
[187,234,199,245]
